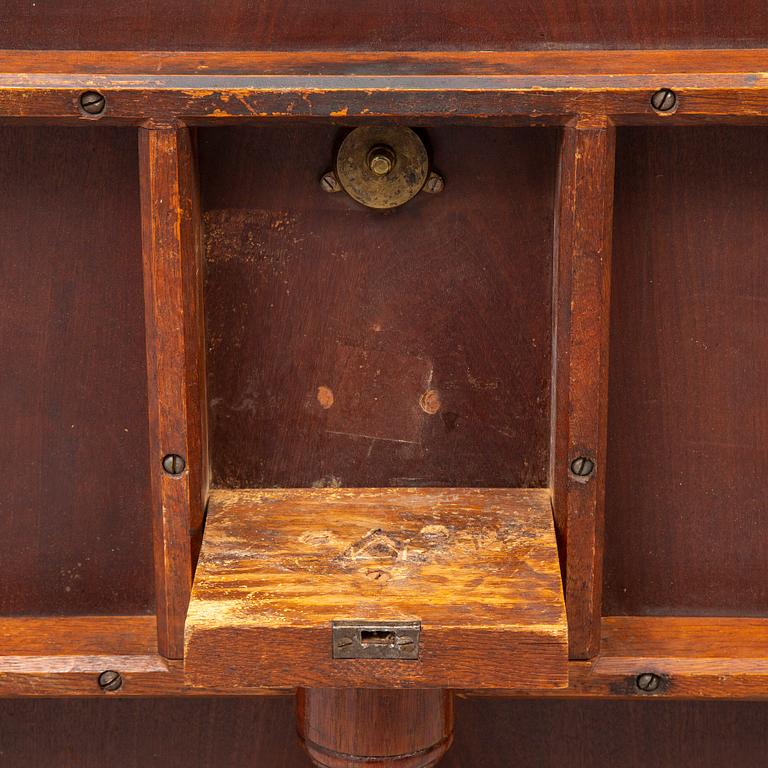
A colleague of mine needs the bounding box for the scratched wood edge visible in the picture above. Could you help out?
[3,50,768,124]
[1,617,766,698]
[184,487,567,690]
[139,125,207,659]
[551,120,615,660]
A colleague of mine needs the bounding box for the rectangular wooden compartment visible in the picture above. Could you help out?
[185,488,567,689]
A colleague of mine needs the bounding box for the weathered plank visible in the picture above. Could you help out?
[185,488,567,689]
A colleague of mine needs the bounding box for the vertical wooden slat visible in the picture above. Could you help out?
[551,117,616,660]
[139,125,208,659]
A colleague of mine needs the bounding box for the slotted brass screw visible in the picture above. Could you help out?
[162,454,186,476]
[651,88,677,112]
[98,670,123,692]
[636,672,661,692]
[423,172,445,194]
[570,456,595,478]
[79,91,106,115]
[320,171,342,193]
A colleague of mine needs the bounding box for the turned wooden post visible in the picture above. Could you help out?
[297,689,453,768]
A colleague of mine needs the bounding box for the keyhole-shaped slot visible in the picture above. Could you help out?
[360,629,397,647]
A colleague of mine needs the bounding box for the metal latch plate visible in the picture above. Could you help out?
[332,620,421,660]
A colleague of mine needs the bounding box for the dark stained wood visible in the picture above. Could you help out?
[448,698,768,768]
[551,119,616,660]
[605,127,768,617]
[5,50,768,125]
[185,488,567,690]
[0,697,309,767]
[201,125,555,488]
[2,3,768,51]
[0,126,154,616]
[297,688,452,768]
[139,125,208,659]
[3,696,768,767]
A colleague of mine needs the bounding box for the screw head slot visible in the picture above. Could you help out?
[162,454,186,476]
[98,670,123,692]
[651,88,677,113]
[569,456,595,478]
[79,90,106,116]
[635,672,661,692]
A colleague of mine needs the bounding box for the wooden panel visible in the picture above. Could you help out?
[139,125,209,659]
[201,125,556,488]
[2,697,768,767]
[185,488,567,689]
[0,126,153,616]
[605,127,768,616]
[551,121,616,659]
[2,2,768,51]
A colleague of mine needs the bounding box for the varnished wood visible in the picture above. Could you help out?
[3,2,768,51]
[551,120,616,660]
[139,125,208,658]
[605,126,768,617]
[201,124,555,489]
[4,50,768,125]
[0,125,154,616]
[470,617,768,700]
[2,615,766,699]
[3,696,768,768]
[185,488,567,689]
[298,688,453,768]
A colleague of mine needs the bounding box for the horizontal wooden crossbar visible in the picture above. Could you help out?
[1,49,768,123]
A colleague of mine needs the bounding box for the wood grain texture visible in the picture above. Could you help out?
[5,50,768,124]
[297,688,453,768]
[2,3,768,51]
[185,488,567,689]
[3,615,765,698]
[3,697,768,767]
[201,125,555,488]
[605,127,768,617]
[0,126,154,616]
[551,120,616,660]
[468,617,768,699]
[139,125,208,659]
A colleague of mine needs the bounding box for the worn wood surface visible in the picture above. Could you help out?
[2,615,765,699]
[551,121,615,660]
[5,50,768,125]
[2,3,768,51]
[2,696,768,767]
[201,125,555,488]
[139,125,209,659]
[605,127,768,617]
[297,688,453,768]
[0,125,154,616]
[185,488,567,689]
